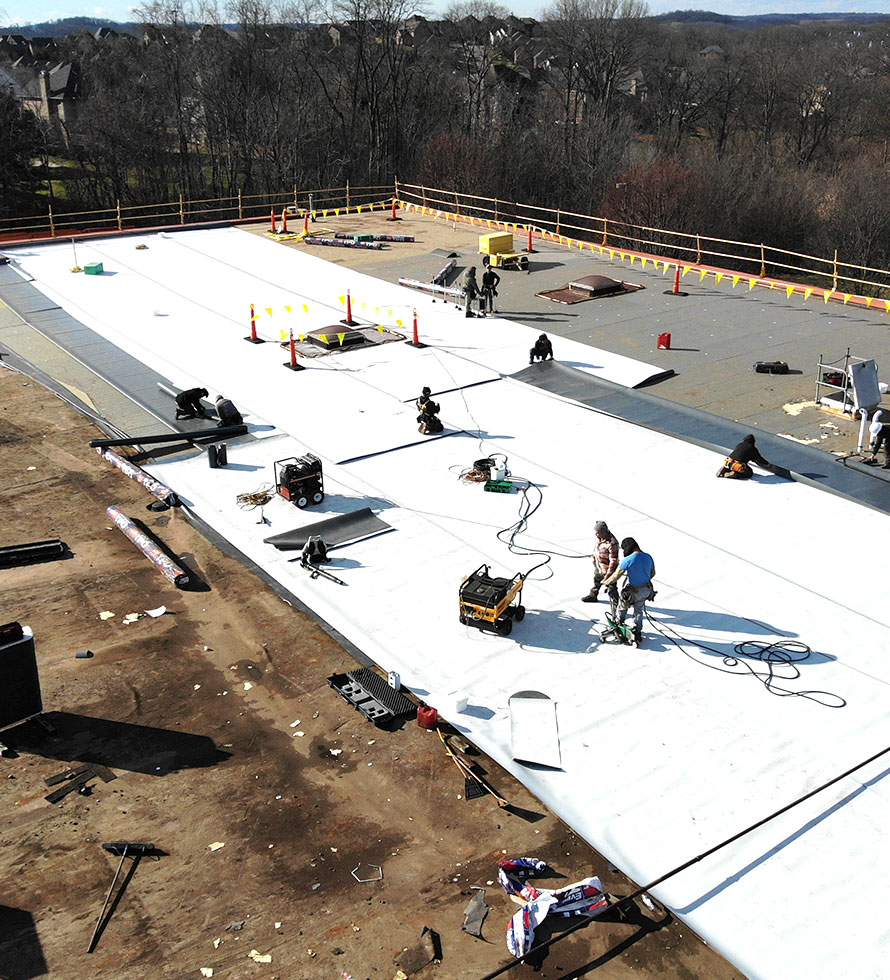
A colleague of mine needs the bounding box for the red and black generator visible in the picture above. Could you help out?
[274,454,324,509]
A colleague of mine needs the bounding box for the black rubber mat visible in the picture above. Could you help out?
[512,360,890,516]
[264,506,392,550]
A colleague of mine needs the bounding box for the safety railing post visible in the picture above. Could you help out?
[117,199,122,231]
[602,218,608,246]
[179,193,185,225]
[346,181,350,211]
[760,243,766,278]
[238,189,243,220]
[833,250,839,293]
[48,204,55,238]
[696,234,701,265]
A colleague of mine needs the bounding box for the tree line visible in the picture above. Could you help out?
[5,1,890,273]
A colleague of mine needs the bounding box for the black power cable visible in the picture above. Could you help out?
[645,610,846,708]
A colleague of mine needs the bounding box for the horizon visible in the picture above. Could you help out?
[2,1,889,27]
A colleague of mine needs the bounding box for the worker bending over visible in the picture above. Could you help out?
[215,395,243,427]
[529,334,553,364]
[175,387,209,420]
[603,537,655,647]
[868,411,890,468]
[716,434,771,479]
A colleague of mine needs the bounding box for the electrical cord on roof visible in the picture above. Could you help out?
[643,610,846,708]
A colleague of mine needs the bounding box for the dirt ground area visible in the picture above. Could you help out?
[0,366,745,980]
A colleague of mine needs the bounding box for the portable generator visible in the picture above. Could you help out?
[459,563,525,635]
[274,454,324,508]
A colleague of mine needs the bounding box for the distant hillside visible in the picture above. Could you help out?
[656,9,889,26]
[0,16,141,37]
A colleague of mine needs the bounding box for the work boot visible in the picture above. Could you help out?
[633,628,642,647]
[581,591,599,603]
[716,466,725,477]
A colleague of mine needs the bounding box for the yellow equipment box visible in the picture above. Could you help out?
[478,232,514,255]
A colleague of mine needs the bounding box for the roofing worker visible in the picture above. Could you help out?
[175,386,209,420]
[215,395,243,427]
[481,266,500,314]
[716,433,772,479]
[529,333,553,364]
[416,386,443,434]
[603,537,655,648]
[463,266,481,317]
[867,411,890,468]
[581,520,620,613]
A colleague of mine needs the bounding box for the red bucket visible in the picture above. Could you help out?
[657,331,671,350]
[417,705,438,730]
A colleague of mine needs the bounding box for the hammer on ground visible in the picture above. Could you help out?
[87,841,155,953]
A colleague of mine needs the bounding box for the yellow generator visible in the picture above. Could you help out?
[478,232,529,272]
[459,563,526,635]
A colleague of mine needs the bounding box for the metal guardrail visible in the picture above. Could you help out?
[396,181,890,301]
[5,179,890,302]
[0,184,395,242]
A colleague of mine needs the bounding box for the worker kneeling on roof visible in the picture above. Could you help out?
[215,395,243,427]
[716,433,772,479]
[416,386,443,434]
[175,387,209,420]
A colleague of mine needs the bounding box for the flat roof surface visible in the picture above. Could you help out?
[4,226,890,980]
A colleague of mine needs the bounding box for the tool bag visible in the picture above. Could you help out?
[753,360,789,374]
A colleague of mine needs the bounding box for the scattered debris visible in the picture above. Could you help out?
[208,842,225,852]
[213,937,222,948]
[194,684,201,691]
[122,613,143,625]
[330,748,342,755]
[144,605,167,617]
[224,920,244,932]
[352,864,383,882]
[293,731,305,737]
[462,888,489,939]
[75,649,94,659]
[395,926,442,974]
[200,969,214,978]
[45,763,116,804]
[99,611,115,621]
[247,949,272,963]
[243,682,253,691]
[777,433,821,446]
[274,921,282,929]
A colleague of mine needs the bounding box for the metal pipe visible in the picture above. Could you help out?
[90,424,246,449]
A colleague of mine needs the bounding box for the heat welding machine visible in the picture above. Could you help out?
[274,454,324,509]
[459,563,525,635]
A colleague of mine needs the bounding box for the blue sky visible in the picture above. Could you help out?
[3,0,889,25]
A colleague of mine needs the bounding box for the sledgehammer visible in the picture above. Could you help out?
[87,841,155,952]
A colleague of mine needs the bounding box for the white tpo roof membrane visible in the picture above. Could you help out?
[7,228,890,980]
